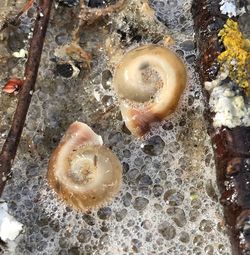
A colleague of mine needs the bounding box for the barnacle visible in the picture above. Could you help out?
[47,121,122,211]
[218,19,250,92]
[113,45,187,137]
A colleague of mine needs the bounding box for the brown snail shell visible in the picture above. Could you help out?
[113,45,187,137]
[47,121,122,211]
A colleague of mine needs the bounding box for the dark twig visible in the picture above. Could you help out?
[0,0,53,196]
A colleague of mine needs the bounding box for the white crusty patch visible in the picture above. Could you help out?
[220,0,236,17]
[12,49,28,59]
[205,71,250,128]
[0,202,23,242]
[209,85,250,128]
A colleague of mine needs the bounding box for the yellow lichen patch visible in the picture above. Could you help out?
[218,19,250,92]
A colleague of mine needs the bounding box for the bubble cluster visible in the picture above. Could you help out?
[0,0,232,254]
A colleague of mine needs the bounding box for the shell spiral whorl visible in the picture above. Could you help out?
[113,45,187,137]
[47,122,122,211]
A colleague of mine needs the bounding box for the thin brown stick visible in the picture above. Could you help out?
[0,0,53,196]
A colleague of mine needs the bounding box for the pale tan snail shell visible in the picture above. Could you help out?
[47,121,122,211]
[113,45,187,137]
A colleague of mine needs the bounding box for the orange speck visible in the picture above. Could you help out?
[2,78,24,94]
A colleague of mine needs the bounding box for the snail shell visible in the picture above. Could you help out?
[47,121,122,211]
[113,45,187,136]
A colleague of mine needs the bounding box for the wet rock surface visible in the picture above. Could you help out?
[0,0,230,254]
